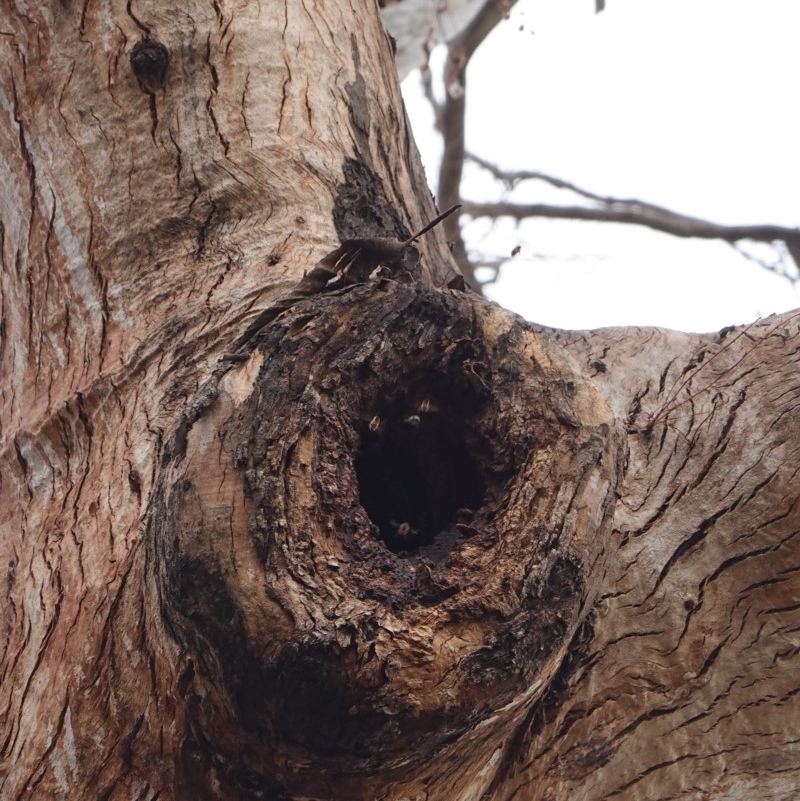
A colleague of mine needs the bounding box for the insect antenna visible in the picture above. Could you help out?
[402,204,461,247]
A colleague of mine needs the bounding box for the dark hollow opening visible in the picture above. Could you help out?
[355,391,487,554]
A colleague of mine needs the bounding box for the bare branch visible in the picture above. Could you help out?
[460,197,800,272]
[734,241,800,281]
[420,66,444,133]
[426,2,798,292]
[448,0,519,68]
[436,0,521,289]
[467,152,621,201]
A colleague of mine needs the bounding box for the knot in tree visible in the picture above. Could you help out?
[130,38,170,93]
[147,282,621,797]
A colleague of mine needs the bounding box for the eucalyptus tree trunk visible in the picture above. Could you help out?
[1,2,798,801]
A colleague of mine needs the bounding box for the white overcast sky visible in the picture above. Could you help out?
[401,0,800,332]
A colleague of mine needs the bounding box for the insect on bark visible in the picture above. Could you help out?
[314,204,462,286]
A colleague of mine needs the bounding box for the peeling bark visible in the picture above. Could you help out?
[1,2,799,800]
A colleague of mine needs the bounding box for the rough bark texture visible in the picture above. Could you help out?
[145,281,618,799]
[1,2,798,800]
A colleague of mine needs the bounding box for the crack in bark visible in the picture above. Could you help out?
[125,1,151,35]
[649,505,733,598]
[9,72,36,271]
[147,92,159,142]
[240,70,252,145]
[204,35,229,156]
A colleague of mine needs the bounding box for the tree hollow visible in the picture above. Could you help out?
[147,281,621,794]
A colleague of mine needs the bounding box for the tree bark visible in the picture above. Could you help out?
[1,2,798,801]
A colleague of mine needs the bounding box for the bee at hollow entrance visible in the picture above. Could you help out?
[387,519,421,551]
[355,395,486,555]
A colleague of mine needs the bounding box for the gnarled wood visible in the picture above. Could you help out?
[147,282,619,798]
[1,1,799,800]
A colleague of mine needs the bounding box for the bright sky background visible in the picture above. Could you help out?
[401,0,800,333]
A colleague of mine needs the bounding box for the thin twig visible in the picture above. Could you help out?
[465,154,800,276]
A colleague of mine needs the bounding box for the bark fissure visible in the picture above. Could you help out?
[204,35,229,156]
[3,2,800,799]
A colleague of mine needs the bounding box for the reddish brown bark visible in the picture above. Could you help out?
[1,2,799,800]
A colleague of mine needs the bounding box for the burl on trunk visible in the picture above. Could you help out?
[147,277,619,797]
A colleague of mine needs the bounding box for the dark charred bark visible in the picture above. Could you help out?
[146,281,621,798]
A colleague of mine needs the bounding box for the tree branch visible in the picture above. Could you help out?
[464,153,800,269]
[422,2,800,292]
[436,0,521,288]
[460,197,800,264]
